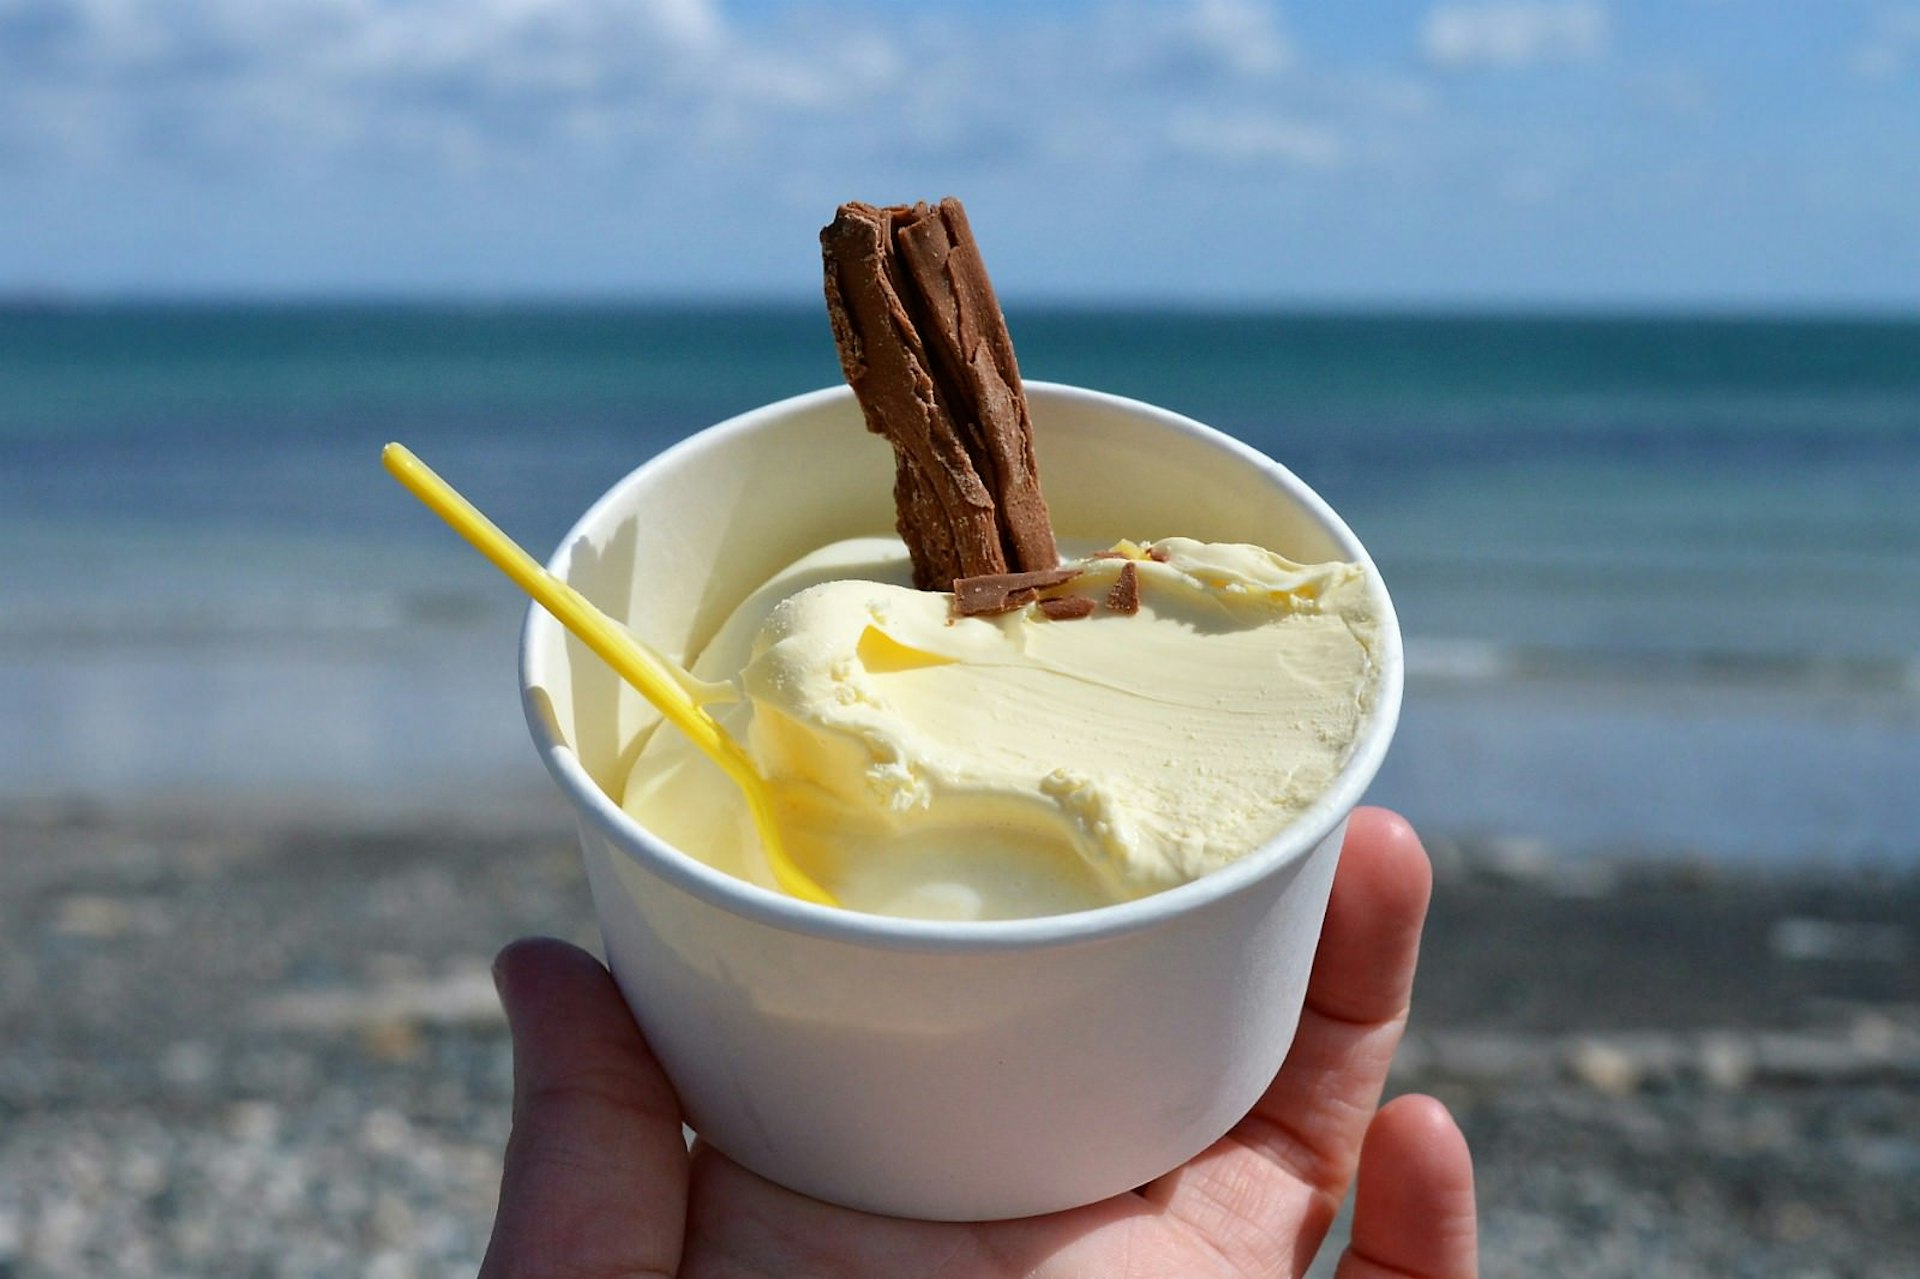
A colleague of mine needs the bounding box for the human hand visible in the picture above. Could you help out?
[479,807,1477,1278]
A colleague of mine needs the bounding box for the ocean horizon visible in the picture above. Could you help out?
[4,302,1917,865]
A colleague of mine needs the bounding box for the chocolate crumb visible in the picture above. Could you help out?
[1037,596,1096,621]
[1146,544,1171,563]
[1105,561,1140,615]
[953,566,1083,617]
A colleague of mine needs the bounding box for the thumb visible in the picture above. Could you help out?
[1336,1094,1478,1279]
[480,938,689,1279]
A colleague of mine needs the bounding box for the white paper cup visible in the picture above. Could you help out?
[520,382,1403,1221]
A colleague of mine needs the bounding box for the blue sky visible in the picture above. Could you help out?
[1,0,1915,307]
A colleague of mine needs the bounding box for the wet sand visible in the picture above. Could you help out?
[1,800,1916,1277]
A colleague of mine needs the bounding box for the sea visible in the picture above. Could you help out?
[3,303,1917,866]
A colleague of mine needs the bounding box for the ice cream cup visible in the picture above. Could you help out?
[520,381,1403,1221]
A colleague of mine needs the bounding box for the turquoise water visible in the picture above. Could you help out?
[4,304,1918,859]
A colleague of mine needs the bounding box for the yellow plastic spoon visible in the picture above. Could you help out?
[381,442,838,908]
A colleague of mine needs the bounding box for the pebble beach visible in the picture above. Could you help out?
[3,799,1915,1278]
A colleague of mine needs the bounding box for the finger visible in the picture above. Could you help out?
[1337,1095,1477,1279]
[1142,808,1432,1269]
[1245,805,1433,1188]
[479,937,689,1279]
[1302,807,1434,1026]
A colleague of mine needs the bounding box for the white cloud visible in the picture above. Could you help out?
[1,0,1912,305]
[1070,0,1296,93]
[0,0,1482,293]
[1166,111,1342,167]
[1420,1,1610,70]
[1182,0,1295,78]
[1849,7,1920,81]
[33,0,1351,181]
[0,0,1368,187]
[0,0,737,169]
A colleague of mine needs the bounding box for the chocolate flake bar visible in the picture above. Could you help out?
[823,198,1058,591]
[952,566,1083,617]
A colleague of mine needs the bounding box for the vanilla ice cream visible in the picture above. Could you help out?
[622,534,1382,920]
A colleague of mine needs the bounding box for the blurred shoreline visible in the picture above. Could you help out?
[5,634,1916,867]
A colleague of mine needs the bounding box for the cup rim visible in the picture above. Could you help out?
[521,380,1403,953]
